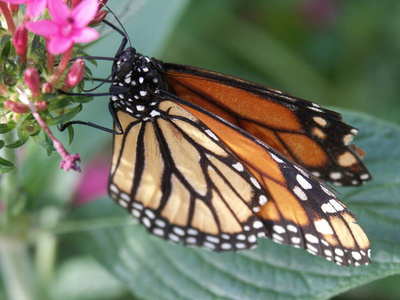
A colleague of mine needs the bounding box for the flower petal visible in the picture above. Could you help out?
[48,36,73,55]
[72,0,99,28]
[27,0,47,18]
[72,27,99,43]
[25,20,59,37]
[48,0,70,24]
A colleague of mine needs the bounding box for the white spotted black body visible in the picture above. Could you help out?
[109,47,170,120]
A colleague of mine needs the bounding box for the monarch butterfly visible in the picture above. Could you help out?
[82,18,372,267]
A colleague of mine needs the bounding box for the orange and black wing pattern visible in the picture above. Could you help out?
[164,64,371,186]
[109,100,269,251]
[107,48,371,266]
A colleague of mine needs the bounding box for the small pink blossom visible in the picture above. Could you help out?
[26,0,99,55]
[60,153,81,172]
[2,0,47,18]
[73,155,109,205]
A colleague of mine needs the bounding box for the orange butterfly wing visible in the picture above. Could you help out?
[164,64,371,186]
[170,98,370,266]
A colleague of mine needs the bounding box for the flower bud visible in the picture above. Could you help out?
[13,24,28,63]
[42,82,53,94]
[61,59,85,91]
[98,0,108,10]
[35,100,47,111]
[90,9,107,25]
[4,100,28,114]
[24,67,41,98]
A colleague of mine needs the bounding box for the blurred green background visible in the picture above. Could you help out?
[121,1,400,299]
[83,1,400,299]
[74,0,400,299]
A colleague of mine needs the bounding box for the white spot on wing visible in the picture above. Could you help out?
[291,237,301,244]
[305,233,319,244]
[352,251,362,260]
[296,174,312,190]
[232,162,244,172]
[287,225,298,233]
[253,221,263,229]
[270,153,284,163]
[329,199,344,211]
[293,186,308,201]
[259,195,268,205]
[273,225,286,234]
[250,177,261,189]
[314,219,334,235]
[205,129,219,141]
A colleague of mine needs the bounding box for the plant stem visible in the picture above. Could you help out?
[0,133,37,299]
[0,238,37,300]
[0,131,19,229]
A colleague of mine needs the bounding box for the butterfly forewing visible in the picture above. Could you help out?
[109,100,268,251]
[164,64,371,186]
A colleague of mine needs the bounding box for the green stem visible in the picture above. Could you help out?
[0,133,37,299]
[0,238,37,300]
[0,131,19,230]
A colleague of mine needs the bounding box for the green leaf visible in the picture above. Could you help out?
[49,105,83,125]
[69,95,94,104]
[0,156,15,174]
[62,112,400,299]
[1,39,11,58]
[46,96,72,111]
[49,256,129,300]
[0,123,16,133]
[67,125,74,145]
[32,133,55,155]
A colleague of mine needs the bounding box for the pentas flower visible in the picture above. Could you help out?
[2,0,47,18]
[26,0,99,55]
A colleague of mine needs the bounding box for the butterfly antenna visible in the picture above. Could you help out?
[101,1,132,49]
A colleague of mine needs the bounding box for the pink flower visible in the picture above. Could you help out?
[72,155,109,205]
[3,0,47,18]
[26,0,99,55]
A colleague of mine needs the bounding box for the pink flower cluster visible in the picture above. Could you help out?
[2,0,102,55]
[0,0,107,172]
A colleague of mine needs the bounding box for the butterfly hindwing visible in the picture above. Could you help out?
[170,98,370,266]
[109,100,268,251]
[164,64,371,186]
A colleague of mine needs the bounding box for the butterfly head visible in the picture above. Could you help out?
[110,47,169,113]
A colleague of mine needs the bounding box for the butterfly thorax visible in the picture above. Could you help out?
[110,47,169,117]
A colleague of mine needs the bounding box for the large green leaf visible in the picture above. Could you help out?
[61,111,400,300]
